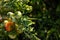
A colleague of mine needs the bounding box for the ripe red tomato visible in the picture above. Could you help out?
[5,21,13,32]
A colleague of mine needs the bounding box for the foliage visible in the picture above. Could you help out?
[0,0,60,40]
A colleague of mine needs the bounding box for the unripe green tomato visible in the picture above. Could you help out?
[17,29,23,34]
[17,11,22,18]
[8,34,17,39]
[7,12,14,16]
[25,5,32,12]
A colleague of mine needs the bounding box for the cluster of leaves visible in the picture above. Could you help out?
[29,0,60,40]
[0,0,32,14]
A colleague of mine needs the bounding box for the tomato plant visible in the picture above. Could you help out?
[0,0,60,40]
